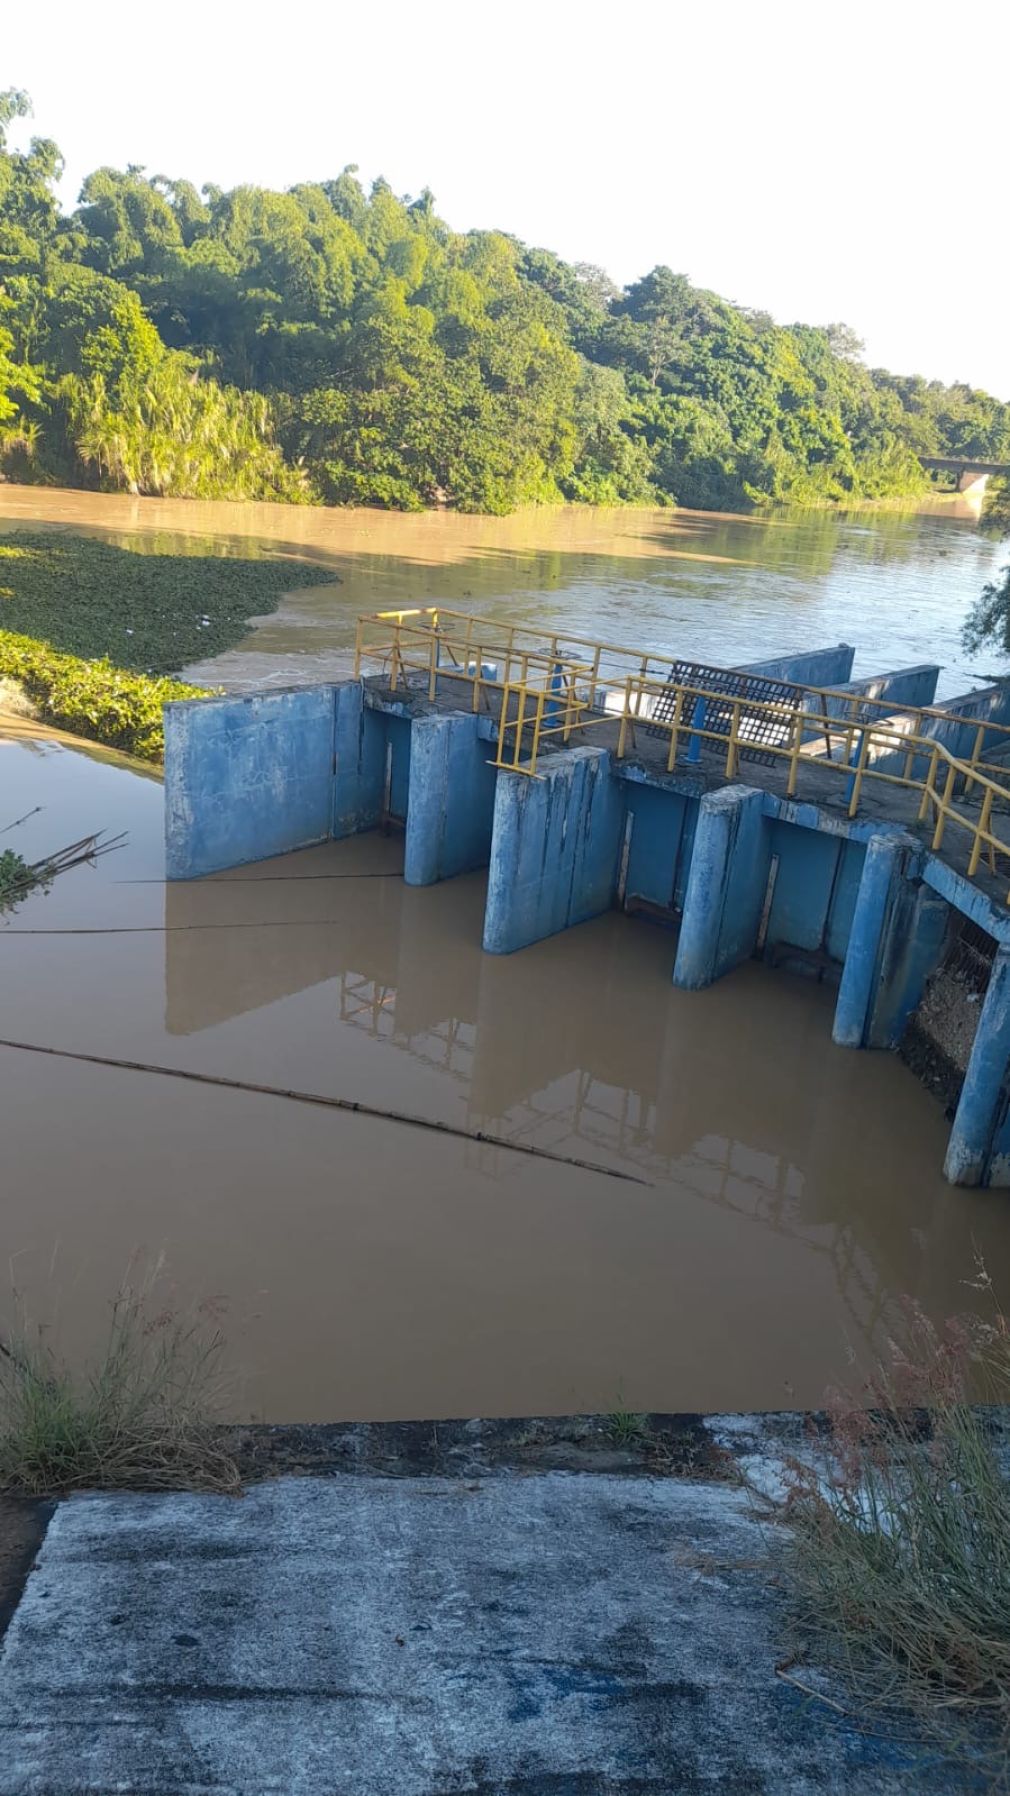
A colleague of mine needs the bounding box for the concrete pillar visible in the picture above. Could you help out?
[672,786,770,990]
[404,712,497,887]
[867,883,949,1049]
[832,833,910,1048]
[332,681,385,840]
[482,747,623,955]
[944,948,1010,1186]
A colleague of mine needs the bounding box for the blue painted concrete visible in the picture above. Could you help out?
[385,714,412,823]
[738,645,855,687]
[945,947,1010,1186]
[765,825,843,956]
[826,840,867,963]
[832,833,914,1048]
[621,782,690,913]
[922,854,1010,949]
[164,688,336,880]
[404,712,497,887]
[673,787,771,989]
[869,883,950,1051]
[483,748,623,954]
[332,681,385,839]
[822,665,940,719]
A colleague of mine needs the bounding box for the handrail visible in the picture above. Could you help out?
[354,606,1010,743]
[354,610,1010,901]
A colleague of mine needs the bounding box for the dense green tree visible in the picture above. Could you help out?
[1,88,1008,513]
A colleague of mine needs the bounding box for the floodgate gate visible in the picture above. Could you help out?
[164,610,1010,1189]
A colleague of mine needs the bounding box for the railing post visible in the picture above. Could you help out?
[428,626,438,702]
[530,690,546,771]
[846,728,871,817]
[667,688,684,772]
[354,615,364,678]
[787,706,803,797]
[918,745,939,823]
[969,786,995,878]
[617,678,632,760]
[932,760,958,851]
[726,701,740,778]
[966,723,985,797]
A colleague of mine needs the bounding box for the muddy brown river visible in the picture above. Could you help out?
[0,483,1004,700]
[2,718,1008,1423]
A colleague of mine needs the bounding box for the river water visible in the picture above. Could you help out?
[1,488,1008,1422]
[0,485,1005,699]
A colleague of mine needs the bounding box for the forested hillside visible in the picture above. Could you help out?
[2,89,1008,515]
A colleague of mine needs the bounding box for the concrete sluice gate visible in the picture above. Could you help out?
[164,632,1010,1190]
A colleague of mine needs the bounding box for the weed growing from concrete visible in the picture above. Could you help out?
[0,1262,241,1496]
[607,1405,650,1448]
[779,1269,1010,1779]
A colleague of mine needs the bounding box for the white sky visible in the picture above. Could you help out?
[6,0,1010,395]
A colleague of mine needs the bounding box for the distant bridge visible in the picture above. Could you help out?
[918,455,1010,496]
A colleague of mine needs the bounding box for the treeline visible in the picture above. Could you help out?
[2,89,1009,516]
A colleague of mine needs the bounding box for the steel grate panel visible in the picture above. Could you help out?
[645,661,802,766]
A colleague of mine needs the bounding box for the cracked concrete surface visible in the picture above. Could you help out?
[0,1471,972,1794]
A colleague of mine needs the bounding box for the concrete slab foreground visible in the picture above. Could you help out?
[0,1472,964,1795]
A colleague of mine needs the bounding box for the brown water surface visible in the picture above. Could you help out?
[0,723,1005,1423]
[0,485,1004,701]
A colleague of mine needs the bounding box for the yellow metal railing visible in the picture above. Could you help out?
[354,609,1010,900]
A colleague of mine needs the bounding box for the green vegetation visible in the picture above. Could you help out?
[0,530,331,669]
[607,1406,651,1448]
[781,1289,1010,1778]
[0,845,35,909]
[2,89,1008,516]
[0,1265,240,1495]
[0,530,336,758]
[0,629,206,759]
[0,628,206,759]
[0,829,123,911]
[963,480,1010,656]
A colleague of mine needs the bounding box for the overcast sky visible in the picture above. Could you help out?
[7,0,1009,396]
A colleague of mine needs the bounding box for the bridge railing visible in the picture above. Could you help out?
[354,609,1010,899]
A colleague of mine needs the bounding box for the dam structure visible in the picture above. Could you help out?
[165,610,1010,1189]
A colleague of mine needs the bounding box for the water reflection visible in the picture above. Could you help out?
[2,730,1002,1420]
[164,847,974,1366]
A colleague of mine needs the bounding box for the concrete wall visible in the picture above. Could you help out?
[619,780,692,915]
[404,712,497,887]
[737,645,855,687]
[483,747,623,954]
[821,664,940,720]
[333,682,385,839]
[763,826,865,963]
[165,688,337,880]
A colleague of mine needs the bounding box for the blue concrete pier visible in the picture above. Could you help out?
[945,947,1010,1185]
[483,746,622,954]
[673,788,769,989]
[404,712,496,887]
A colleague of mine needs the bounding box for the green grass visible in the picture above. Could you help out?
[607,1405,650,1448]
[780,1285,1010,1780]
[0,530,333,675]
[0,1264,240,1496]
[0,630,208,760]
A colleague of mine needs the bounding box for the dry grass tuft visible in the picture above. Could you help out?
[0,1261,241,1496]
[780,1264,1010,1781]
